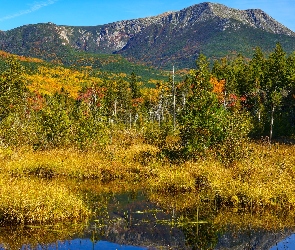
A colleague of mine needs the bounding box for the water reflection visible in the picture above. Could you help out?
[1,185,295,249]
[270,233,295,249]
[86,191,187,249]
[23,239,147,250]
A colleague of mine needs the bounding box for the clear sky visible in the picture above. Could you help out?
[0,0,294,32]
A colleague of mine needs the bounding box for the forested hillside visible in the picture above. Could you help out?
[1,2,295,69]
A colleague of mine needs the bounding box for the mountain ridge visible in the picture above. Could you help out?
[0,2,295,69]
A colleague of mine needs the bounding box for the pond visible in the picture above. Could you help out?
[0,187,295,250]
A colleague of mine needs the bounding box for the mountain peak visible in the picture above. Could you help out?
[1,2,295,69]
[140,2,293,37]
[179,2,294,36]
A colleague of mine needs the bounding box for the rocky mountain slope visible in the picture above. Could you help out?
[0,2,295,69]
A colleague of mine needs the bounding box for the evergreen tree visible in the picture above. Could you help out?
[179,55,227,155]
[264,43,288,141]
[0,57,28,120]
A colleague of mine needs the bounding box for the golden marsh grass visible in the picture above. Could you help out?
[0,176,89,225]
[0,141,295,226]
[147,142,295,209]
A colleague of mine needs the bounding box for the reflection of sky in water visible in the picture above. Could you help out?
[270,234,295,250]
[14,234,295,250]
[22,239,147,250]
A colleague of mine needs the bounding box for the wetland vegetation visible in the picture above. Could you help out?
[1,140,295,249]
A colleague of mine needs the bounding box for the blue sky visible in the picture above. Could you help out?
[0,0,294,32]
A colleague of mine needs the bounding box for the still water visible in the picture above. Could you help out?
[21,240,147,250]
[1,189,295,250]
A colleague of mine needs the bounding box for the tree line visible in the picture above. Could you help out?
[0,43,294,161]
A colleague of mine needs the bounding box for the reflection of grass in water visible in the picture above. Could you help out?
[0,223,86,250]
[147,191,295,249]
[148,191,295,230]
[214,208,295,231]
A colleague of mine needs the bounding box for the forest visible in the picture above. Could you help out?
[0,43,294,157]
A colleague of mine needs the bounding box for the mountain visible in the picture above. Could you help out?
[0,2,295,69]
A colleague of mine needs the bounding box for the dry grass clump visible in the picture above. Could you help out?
[148,165,196,193]
[204,143,295,208]
[148,143,295,209]
[0,176,89,225]
[5,144,159,182]
[5,148,104,179]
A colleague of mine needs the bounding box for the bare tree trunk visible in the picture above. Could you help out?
[270,105,275,143]
[114,100,117,117]
[172,66,176,131]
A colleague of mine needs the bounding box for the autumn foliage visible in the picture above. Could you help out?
[0,43,294,156]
